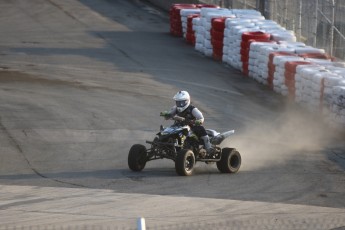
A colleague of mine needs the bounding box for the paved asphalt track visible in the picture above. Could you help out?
[0,0,344,229]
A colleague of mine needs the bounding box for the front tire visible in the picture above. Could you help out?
[128,144,147,172]
[175,149,195,176]
[217,148,241,173]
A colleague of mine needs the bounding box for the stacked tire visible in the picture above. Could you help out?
[211,18,227,61]
[268,52,296,89]
[248,41,278,83]
[273,55,305,95]
[186,14,200,45]
[170,4,196,37]
[329,85,345,127]
[180,9,201,38]
[284,61,312,100]
[241,32,271,76]
[198,8,234,57]
[295,65,328,112]
[224,18,259,70]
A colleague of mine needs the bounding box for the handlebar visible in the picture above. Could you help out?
[172,115,185,122]
[160,112,192,125]
[160,112,185,121]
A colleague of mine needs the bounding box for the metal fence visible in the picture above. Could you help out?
[205,0,345,60]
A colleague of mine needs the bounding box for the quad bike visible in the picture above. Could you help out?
[128,115,241,176]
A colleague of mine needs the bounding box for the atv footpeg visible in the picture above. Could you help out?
[198,149,207,158]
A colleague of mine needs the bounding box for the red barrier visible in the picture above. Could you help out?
[186,14,199,45]
[240,32,271,76]
[211,17,228,61]
[267,52,296,89]
[284,61,312,100]
[241,31,270,42]
[298,53,332,60]
[169,4,197,37]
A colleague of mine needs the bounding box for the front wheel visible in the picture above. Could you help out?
[128,144,147,172]
[175,149,195,176]
[217,148,241,173]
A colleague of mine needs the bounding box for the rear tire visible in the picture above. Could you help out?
[175,149,195,176]
[128,144,147,172]
[217,148,241,173]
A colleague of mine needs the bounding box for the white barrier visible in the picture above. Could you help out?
[180,9,201,38]
[272,55,304,95]
[224,18,260,70]
[196,8,234,56]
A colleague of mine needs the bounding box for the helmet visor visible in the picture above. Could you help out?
[176,100,187,108]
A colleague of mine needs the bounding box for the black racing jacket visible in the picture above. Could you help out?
[176,105,196,122]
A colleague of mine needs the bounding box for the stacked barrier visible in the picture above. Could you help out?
[284,61,312,100]
[170,4,217,37]
[322,71,343,108]
[186,14,200,45]
[193,16,202,49]
[322,65,345,127]
[272,55,305,95]
[249,43,296,83]
[224,18,259,70]
[240,32,271,75]
[271,31,296,43]
[211,18,229,61]
[295,65,327,110]
[170,4,197,37]
[197,8,234,57]
[180,9,201,38]
[268,52,296,89]
[330,85,345,127]
[248,42,278,84]
[170,4,345,130]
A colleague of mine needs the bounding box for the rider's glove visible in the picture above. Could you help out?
[160,111,169,117]
[195,120,202,126]
[160,111,171,120]
[190,120,202,126]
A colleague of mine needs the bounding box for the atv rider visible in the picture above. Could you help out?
[160,91,215,156]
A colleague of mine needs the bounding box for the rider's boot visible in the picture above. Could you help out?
[201,135,216,157]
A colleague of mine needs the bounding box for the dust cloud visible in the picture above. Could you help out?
[223,106,338,171]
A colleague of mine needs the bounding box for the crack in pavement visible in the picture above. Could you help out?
[0,116,88,188]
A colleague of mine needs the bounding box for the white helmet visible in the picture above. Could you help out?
[173,91,190,112]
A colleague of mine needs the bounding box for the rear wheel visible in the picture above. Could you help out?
[217,148,241,173]
[175,149,195,176]
[128,144,147,172]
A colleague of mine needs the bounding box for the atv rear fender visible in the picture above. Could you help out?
[211,130,235,145]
